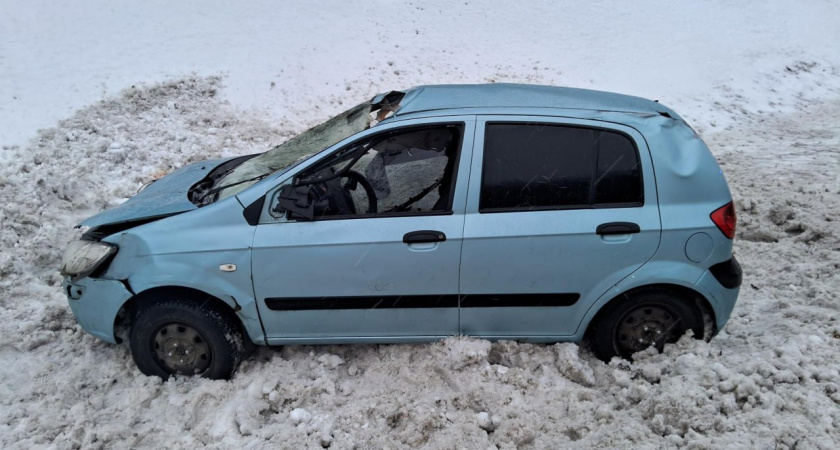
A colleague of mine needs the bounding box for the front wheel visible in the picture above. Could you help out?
[129,298,244,379]
[587,288,704,361]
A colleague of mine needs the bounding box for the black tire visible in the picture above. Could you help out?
[587,288,704,361]
[129,298,244,380]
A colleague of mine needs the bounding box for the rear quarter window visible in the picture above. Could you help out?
[479,123,643,212]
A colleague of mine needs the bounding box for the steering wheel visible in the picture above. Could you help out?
[341,170,378,214]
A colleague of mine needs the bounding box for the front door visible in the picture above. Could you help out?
[459,117,662,338]
[251,118,475,343]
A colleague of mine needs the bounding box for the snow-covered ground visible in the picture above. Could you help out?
[1,1,839,448]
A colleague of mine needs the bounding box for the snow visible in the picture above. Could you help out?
[3,0,840,149]
[1,0,840,448]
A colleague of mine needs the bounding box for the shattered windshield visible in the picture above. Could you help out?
[212,101,373,201]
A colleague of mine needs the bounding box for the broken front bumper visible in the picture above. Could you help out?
[63,277,133,344]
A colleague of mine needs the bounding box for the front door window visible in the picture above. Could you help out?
[272,124,463,221]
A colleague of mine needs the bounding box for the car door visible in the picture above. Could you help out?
[251,117,475,344]
[459,116,661,338]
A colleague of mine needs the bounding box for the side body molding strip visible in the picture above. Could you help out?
[264,293,580,311]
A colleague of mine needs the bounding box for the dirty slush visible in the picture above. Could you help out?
[1,78,839,448]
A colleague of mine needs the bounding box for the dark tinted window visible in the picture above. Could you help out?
[480,123,641,212]
[593,131,642,205]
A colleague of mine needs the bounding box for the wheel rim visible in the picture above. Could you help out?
[152,322,212,375]
[614,304,684,356]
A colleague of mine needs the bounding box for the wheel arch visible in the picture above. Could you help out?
[582,283,716,342]
[114,285,251,348]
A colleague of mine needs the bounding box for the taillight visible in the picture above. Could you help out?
[710,202,737,239]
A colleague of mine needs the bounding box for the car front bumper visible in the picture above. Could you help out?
[63,277,133,344]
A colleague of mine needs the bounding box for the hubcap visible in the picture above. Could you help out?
[615,305,683,355]
[153,323,211,375]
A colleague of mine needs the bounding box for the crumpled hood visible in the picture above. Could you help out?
[79,157,236,228]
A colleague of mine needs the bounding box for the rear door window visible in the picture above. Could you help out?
[480,123,642,212]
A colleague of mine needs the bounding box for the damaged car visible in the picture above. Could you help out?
[61,84,741,379]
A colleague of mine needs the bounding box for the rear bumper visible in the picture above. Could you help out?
[709,256,742,289]
[63,277,133,344]
[695,255,742,332]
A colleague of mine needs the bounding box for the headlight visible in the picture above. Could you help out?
[60,240,118,279]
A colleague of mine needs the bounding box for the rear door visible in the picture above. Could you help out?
[459,116,661,338]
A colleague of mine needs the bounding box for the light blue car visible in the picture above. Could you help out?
[61,84,742,379]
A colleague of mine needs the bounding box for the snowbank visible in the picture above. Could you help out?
[2,1,840,448]
[1,72,838,450]
[4,0,840,150]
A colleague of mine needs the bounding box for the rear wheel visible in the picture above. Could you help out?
[588,288,704,361]
[130,298,244,379]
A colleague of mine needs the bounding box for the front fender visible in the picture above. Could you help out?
[125,251,265,344]
[99,197,265,344]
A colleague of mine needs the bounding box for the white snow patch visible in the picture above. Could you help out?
[2,1,840,448]
[289,408,312,425]
[1,72,839,450]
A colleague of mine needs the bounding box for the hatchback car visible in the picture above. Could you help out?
[61,84,741,379]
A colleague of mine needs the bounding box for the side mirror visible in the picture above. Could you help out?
[273,185,315,221]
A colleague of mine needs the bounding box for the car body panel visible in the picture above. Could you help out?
[254,213,465,343]
[63,277,133,344]
[459,116,662,337]
[79,157,236,228]
[694,270,740,330]
[252,117,477,342]
[395,84,683,119]
[99,196,266,344]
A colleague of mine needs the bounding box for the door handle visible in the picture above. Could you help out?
[596,222,641,235]
[403,230,447,244]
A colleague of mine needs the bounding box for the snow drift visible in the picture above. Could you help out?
[2,0,840,447]
[1,70,838,448]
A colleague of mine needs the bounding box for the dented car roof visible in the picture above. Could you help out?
[392,83,681,119]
